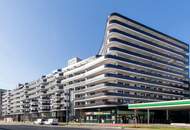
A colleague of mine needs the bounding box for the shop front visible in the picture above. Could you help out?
[85,111,112,123]
[80,107,136,124]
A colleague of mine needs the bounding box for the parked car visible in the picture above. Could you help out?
[34,118,45,125]
[44,118,59,125]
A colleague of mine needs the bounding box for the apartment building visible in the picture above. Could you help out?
[2,13,189,123]
[2,70,67,121]
[2,85,28,120]
[73,13,189,123]
[0,89,6,118]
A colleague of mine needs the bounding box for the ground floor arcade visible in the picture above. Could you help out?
[76,106,138,123]
[3,100,190,123]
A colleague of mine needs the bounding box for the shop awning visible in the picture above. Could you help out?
[128,99,190,110]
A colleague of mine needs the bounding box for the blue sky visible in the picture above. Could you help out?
[0,0,190,89]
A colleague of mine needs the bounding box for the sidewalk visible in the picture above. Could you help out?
[1,121,190,129]
[0,121,126,129]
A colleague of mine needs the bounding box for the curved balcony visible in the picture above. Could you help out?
[105,73,187,90]
[105,55,186,77]
[109,47,184,70]
[109,13,188,50]
[109,19,188,52]
[105,64,184,84]
[108,26,187,59]
[75,83,186,97]
[75,91,163,101]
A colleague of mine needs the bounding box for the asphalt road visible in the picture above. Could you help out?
[0,125,120,130]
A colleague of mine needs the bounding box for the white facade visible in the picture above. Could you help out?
[2,13,189,121]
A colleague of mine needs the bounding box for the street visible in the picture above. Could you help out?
[0,125,120,130]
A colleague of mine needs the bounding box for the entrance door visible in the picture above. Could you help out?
[122,116,127,123]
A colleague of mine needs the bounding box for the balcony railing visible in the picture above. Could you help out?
[109,20,188,51]
[75,83,186,97]
[75,91,164,101]
[75,101,132,108]
[105,73,187,90]
[109,28,186,58]
[105,55,186,76]
[110,19,188,51]
[105,64,185,84]
[109,47,184,69]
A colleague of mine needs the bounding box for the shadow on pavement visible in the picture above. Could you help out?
[0,126,11,130]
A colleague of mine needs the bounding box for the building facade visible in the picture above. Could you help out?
[74,13,189,123]
[2,71,67,121]
[2,13,189,123]
[0,89,6,118]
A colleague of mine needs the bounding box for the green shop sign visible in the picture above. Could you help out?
[128,100,190,109]
[85,112,111,115]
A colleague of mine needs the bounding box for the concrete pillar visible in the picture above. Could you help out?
[115,107,118,123]
[147,109,150,124]
[166,109,169,121]
[134,109,137,124]
[188,111,190,123]
[98,108,101,123]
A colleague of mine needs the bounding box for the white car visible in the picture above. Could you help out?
[44,118,59,125]
[34,119,45,125]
